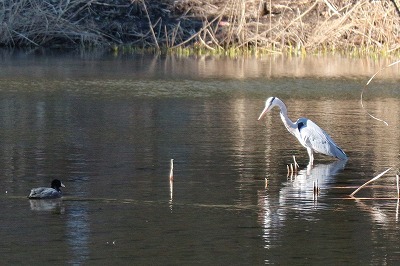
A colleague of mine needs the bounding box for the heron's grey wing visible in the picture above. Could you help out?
[298,119,347,160]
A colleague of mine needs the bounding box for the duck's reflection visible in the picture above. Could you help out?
[29,199,65,213]
[259,160,347,248]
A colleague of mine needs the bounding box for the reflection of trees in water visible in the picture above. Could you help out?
[28,198,90,264]
[163,56,400,80]
[67,202,90,265]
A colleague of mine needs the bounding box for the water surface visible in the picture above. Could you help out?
[0,51,399,264]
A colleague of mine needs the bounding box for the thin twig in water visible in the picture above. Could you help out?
[361,59,400,126]
[350,168,392,197]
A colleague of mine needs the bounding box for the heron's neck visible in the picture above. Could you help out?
[276,100,297,132]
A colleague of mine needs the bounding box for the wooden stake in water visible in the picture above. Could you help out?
[169,159,174,181]
[169,159,174,202]
[313,180,319,200]
[265,178,268,189]
[396,174,399,198]
[169,178,173,202]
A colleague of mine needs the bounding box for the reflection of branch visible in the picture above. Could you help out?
[350,168,392,197]
[355,198,388,224]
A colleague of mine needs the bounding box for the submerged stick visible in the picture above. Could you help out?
[350,168,392,197]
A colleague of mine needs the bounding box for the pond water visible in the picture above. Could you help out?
[0,51,399,264]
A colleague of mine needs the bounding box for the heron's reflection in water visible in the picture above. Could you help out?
[283,160,347,202]
[259,160,347,248]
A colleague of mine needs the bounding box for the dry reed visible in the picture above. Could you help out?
[1,0,399,55]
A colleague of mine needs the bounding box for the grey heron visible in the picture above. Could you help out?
[258,97,348,165]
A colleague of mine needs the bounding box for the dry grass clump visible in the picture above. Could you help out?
[1,0,399,56]
[305,1,400,54]
[179,0,400,56]
[0,0,106,47]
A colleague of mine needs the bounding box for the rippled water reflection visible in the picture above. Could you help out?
[0,51,399,264]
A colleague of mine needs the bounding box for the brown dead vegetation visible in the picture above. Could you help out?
[1,0,399,55]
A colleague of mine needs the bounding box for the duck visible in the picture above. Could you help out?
[28,179,65,199]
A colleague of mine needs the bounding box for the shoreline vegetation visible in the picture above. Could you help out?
[1,0,400,57]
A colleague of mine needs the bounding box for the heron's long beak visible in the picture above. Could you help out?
[257,107,268,120]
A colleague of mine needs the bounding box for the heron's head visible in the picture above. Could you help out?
[257,97,277,120]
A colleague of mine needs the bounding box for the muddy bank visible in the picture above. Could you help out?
[1,0,400,55]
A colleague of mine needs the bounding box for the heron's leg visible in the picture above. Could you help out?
[307,148,314,166]
[306,163,312,175]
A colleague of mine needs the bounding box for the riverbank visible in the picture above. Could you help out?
[2,0,400,56]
